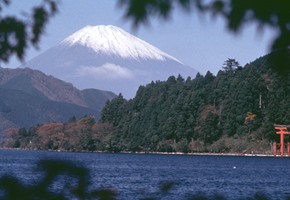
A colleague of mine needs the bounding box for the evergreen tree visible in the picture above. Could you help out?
[222,58,241,72]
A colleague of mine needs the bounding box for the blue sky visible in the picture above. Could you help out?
[3,0,276,75]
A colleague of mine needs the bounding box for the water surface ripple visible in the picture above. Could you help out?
[0,150,289,199]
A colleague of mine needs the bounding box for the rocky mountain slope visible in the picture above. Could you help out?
[0,67,116,132]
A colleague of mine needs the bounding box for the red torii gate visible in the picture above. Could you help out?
[273,124,290,157]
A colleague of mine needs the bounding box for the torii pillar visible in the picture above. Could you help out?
[274,125,290,157]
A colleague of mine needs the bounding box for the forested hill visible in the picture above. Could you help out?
[100,50,290,153]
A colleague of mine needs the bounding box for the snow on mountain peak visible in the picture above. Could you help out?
[24,24,197,99]
[61,25,181,63]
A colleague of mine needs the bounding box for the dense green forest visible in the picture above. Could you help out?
[2,50,290,154]
[99,50,290,153]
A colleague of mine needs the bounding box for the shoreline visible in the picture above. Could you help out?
[119,151,277,157]
[0,148,279,157]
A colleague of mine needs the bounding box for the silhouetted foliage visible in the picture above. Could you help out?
[119,0,290,51]
[0,159,282,200]
[0,0,57,63]
[2,0,290,70]
[0,159,117,200]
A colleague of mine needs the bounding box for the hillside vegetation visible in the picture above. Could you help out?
[2,50,290,154]
[0,116,113,151]
[99,50,290,153]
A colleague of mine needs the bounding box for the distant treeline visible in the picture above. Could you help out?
[1,50,290,153]
[0,116,113,152]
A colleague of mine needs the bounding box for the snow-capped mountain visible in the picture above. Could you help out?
[23,25,197,98]
[63,25,180,62]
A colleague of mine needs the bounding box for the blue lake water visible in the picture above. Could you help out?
[0,150,290,199]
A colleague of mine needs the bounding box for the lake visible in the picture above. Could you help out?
[0,150,289,199]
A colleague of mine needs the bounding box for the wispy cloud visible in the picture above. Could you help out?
[75,63,134,80]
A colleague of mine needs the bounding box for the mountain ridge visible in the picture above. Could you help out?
[0,67,116,132]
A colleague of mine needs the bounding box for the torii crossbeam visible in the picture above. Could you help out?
[274,124,290,157]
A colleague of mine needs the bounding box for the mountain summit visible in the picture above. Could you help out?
[24,25,197,98]
[62,25,180,62]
